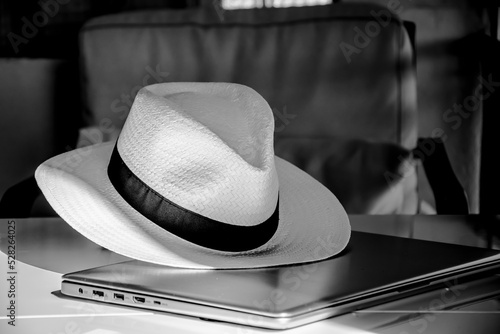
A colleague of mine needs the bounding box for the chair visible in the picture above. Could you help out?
[78,3,420,214]
[0,3,468,217]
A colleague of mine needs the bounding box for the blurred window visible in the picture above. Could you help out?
[222,0,332,9]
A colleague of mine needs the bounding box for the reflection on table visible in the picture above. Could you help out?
[1,215,500,334]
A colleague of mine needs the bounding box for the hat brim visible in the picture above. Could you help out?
[35,142,350,269]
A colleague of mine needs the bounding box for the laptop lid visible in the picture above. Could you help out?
[60,231,500,329]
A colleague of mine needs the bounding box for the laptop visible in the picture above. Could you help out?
[60,231,500,330]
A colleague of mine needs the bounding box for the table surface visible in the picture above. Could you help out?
[1,215,500,334]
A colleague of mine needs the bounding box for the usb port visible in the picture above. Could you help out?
[93,290,104,297]
[154,301,161,305]
[133,296,145,304]
[114,293,125,301]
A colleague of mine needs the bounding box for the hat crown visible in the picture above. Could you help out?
[117,83,279,226]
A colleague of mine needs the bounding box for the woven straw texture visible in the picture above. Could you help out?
[35,82,350,269]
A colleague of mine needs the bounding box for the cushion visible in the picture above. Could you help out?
[275,137,417,214]
[79,3,418,213]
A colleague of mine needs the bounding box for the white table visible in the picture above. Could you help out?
[1,216,500,333]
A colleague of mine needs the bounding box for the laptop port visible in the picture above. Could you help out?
[114,293,125,301]
[133,296,145,304]
[78,288,83,294]
[93,290,104,298]
[154,301,161,305]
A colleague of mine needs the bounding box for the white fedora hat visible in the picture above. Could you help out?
[35,82,350,269]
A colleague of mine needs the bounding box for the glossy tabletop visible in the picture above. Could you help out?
[1,215,500,333]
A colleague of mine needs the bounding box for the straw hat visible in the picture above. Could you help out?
[35,82,350,269]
